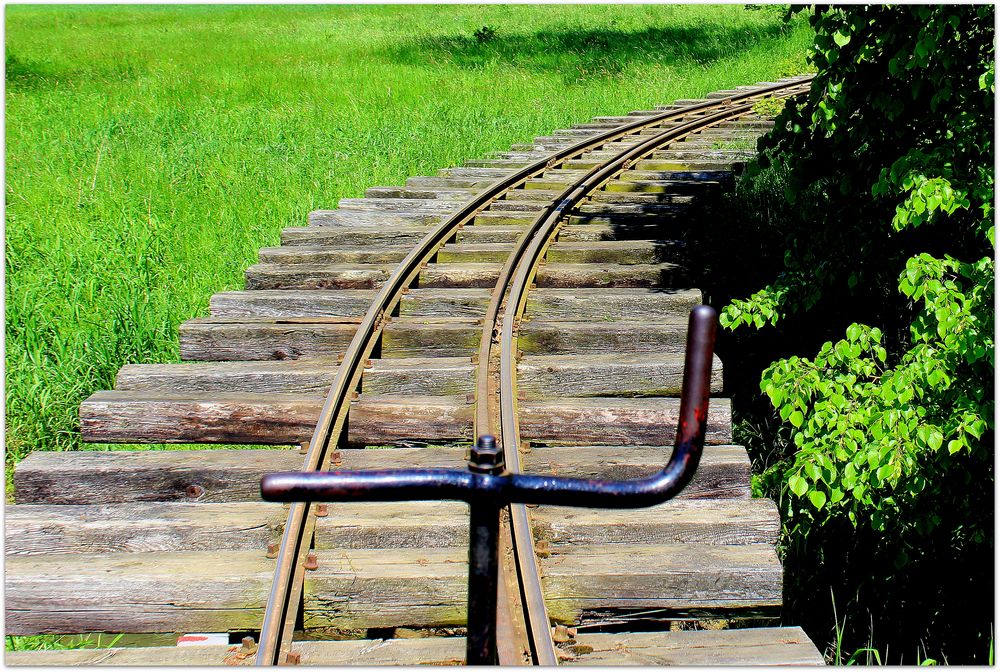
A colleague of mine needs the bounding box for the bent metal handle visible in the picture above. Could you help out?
[260,304,717,509]
[259,305,715,664]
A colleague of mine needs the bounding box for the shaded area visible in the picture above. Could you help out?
[386,22,792,83]
[677,160,994,664]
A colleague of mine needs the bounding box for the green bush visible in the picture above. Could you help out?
[714,5,993,661]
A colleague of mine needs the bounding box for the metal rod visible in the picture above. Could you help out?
[466,436,504,665]
[259,306,718,664]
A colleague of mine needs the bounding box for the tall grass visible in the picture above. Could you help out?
[5,5,812,479]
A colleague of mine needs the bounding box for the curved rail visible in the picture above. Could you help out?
[476,79,813,665]
[256,76,813,665]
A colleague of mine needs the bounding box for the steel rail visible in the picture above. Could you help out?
[473,79,812,666]
[255,76,813,666]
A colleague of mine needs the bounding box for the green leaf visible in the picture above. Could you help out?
[833,30,851,47]
[809,490,828,510]
[788,474,809,497]
[789,410,804,428]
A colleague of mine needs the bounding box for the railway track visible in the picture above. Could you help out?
[6,76,825,666]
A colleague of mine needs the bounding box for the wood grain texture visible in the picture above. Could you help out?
[519,320,689,355]
[541,543,782,623]
[13,449,302,505]
[5,638,468,666]
[520,397,731,446]
[210,289,374,318]
[281,224,434,247]
[243,262,686,291]
[13,445,749,505]
[524,288,700,321]
[533,499,779,547]
[363,357,474,396]
[5,550,271,634]
[307,209,444,227]
[258,246,410,265]
[115,352,719,398]
[570,627,824,666]
[80,391,321,444]
[366,185,474,199]
[245,263,393,290]
[302,548,467,630]
[335,197,464,213]
[523,445,753,499]
[5,502,285,556]
[536,262,684,289]
[301,542,781,631]
[14,446,750,504]
[517,352,723,397]
[381,319,481,358]
[116,359,340,393]
[180,315,696,361]
[307,498,777,550]
[179,317,357,361]
[398,288,492,318]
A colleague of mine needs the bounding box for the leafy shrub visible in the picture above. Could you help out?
[718,5,994,660]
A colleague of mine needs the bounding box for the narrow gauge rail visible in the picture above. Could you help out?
[259,76,813,667]
[6,76,824,666]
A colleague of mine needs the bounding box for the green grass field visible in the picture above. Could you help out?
[5,5,811,483]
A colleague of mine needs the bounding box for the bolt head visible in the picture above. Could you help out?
[469,435,504,475]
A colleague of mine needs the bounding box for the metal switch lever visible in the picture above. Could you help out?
[260,305,717,665]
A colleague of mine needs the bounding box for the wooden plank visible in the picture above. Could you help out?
[245,263,393,290]
[13,443,752,511]
[569,627,824,666]
[179,317,356,361]
[435,241,680,266]
[80,391,321,444]
[5,638,467,666]
[210,289,374,318]
[336,197,464,213]
[381,319,481,358]
[520,397,731,446]
[524,288,700,321]
[309,498,776,550]
[258,246,410,265]
[13,445,749,506]
[302,543,781,631]
[242,262,684,292]
[116,359,340,393]
[345,395,474,446]
[5,502,284,556]
[181,317,694,363]
[116,350,723,398]
[541,543,782,623]
[519,320,689,355]
[79,391,729,446]
[420,262,684,290]
[307,209,444,227]
[523,445,753,499]
[364,357,473,396]
[517,352,722,397]
[533,499,778,547]
[366,185,474,199]
[13,449,303,505]
[281,224,434,247]
[5,550,271,634]
[302,548,467,630]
